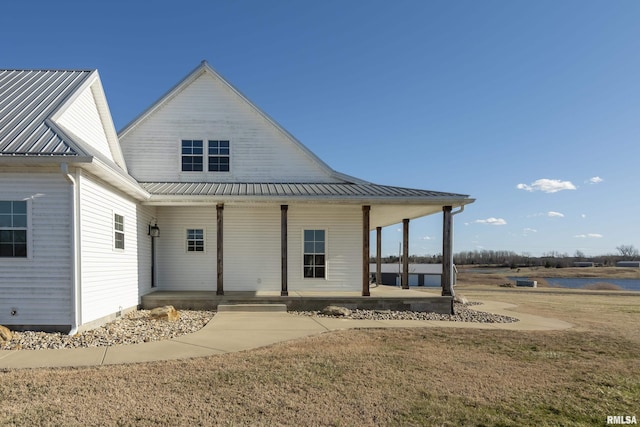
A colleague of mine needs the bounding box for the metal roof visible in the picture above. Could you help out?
[141,182,470,200]
[0,69,92,156]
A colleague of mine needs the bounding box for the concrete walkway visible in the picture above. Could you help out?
[0,301,572,370]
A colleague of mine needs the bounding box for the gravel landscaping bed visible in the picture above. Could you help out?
[1,301,516,351]
[292,301,519,323]
[0,310,216,351]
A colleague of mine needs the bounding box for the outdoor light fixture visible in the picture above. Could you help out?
[148,224,160,237]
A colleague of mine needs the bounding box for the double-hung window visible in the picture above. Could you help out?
[0,201,27,258]
[186,228,204,252]
[114,214,125,250]
[181,140,204,171]
[303,229,325,278]
[208,140,230,172]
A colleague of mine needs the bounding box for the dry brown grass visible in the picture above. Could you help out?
[1,286,639,426]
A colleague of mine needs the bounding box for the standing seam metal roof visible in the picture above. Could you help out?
[0,69,92,156]
[140,182,469,199]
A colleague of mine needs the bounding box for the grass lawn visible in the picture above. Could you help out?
[1,277,639,426]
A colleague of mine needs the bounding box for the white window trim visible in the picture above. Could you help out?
[113,212,125,252]
[0,199,33,261]
[185,227,207,254]
[301,227,328,280]
[178,139,232,175]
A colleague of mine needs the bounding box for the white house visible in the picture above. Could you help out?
[0,62,473,333]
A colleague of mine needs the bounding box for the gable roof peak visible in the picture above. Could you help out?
[119,61,369,184]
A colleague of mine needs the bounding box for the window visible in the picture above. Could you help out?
[181,140,203,171]
[208,140,230,172]
[0,201,27,258]
[303,229,325,278]
[187,228,204,252]
[114,214,125,250]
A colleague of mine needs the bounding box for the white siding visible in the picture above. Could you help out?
[120,72,338,183]
[56,85,114,162]
[288,205,362,292]
[225,205,281,291]
[78,171,142,324]
[0,171,72,327]
[155,206,218,291]
[154,203,361,293]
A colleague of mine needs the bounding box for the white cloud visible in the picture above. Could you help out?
[588,176,603,184]
[581,214,587,219]
[524,228,538,233]
[421,235,433,240]
[574,233,603,238]
[516,179,577,193]
[547,211,565,218]
[472,217,507,226]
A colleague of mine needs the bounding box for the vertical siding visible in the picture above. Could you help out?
[78,171,141,323]
[56,84,114,162]
[0,171,72,327]
[155,206,217,291]
[120,72,338,183]
[288,204,362,292]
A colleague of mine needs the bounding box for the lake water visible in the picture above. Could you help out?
[514,277,640,291]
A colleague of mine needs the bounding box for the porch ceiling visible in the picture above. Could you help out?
[369,204,445,229]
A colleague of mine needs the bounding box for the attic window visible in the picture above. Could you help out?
[181,140,203,171]
[208,140,230,172]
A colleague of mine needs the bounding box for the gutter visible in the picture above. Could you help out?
[61,163,82,335]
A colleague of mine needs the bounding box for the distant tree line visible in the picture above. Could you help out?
[371,245,639,268]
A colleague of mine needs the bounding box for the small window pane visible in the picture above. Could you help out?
[304,242,314,253]
[0,230,11,242]
[0,202,11,214]
[13,214,27,228]
[14,230,26,243]
[315,242,325,253]
[315,255,325,265]
[304,267,314,278]
[0,244,12,257]
[0,215,10,228]
[14,244,27,257]
[315,230,325,241]
[13,202,26,214]
[304,230,314,241]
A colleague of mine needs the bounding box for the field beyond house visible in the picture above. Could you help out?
[1,272,639,426]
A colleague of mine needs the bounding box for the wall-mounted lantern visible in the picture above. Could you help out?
[148,224,160,238]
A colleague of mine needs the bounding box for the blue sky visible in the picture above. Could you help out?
[2,1,639,257]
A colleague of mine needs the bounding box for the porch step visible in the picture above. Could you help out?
[217,303,288,313]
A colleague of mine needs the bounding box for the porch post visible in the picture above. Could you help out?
[281,205,288,296]
[376,226,382,285]
[216,203,224,295]
[441,206,454,297]
[402,218,409,289]
[362,205,371,296]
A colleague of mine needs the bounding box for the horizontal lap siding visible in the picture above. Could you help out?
[56,85,114,162]
[79,172,140,323]
[119,73,336,183]
[225,205,280,291]
[288,205,362,292]
[0,172,72,326]
[156,206,217,291]
[137,204,157,297]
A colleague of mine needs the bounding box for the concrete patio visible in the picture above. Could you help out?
[141,284,454,313]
